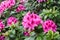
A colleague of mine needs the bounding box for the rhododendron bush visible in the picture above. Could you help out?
[0,0,60,40]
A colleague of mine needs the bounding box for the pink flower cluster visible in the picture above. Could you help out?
[0,0,15,14]
[7,16,18,26]
[37,0,47,3]
[24,31,30,36]
[22,11,42,31]
[0,20,5,32]
[6,0,15,8]
[16,4,25,12]
[0,35,5,40]
[42,20,57,33]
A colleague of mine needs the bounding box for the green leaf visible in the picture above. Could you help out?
[11,30,15,35]
[24,37,35,40]
[54,32,59,39]
[36,36,42,40]
[46,30,54,40]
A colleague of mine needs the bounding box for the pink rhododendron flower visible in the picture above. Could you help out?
[0,1,8,14]
[16,4,25,12]
[7,16,18,26]
[4,0,15,8]
[22,11,43,31]
[0,0,15,14]
[37,0,47,3]
[0,35,5,40]
[7,0,15,7]
[24,31,30,36]
[0,20,5,32]
[42,20,57,33]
